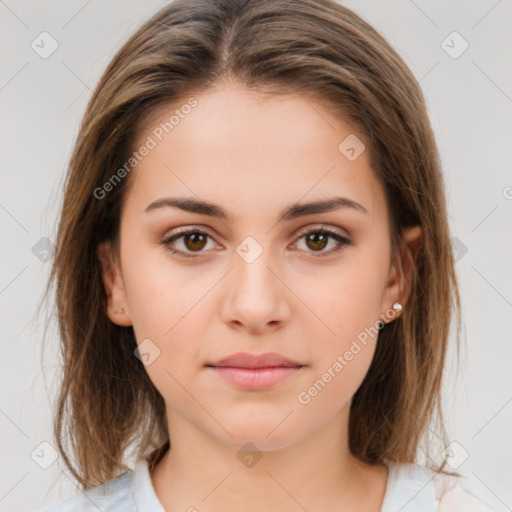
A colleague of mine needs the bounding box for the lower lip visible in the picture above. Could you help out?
[207,366,303,390]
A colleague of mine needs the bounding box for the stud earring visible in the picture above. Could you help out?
[378,302,403,330]
[116,308,126,314]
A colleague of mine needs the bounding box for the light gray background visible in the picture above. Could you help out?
[1,1,511,510]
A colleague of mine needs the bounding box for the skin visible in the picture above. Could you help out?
[98,80,422,512]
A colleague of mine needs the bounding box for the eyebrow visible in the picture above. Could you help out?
[144,196,368,222]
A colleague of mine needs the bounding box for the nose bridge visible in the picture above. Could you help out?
[233,234,277,295]
[220,234,290,330]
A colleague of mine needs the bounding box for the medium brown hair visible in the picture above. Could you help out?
[44,0,461,490]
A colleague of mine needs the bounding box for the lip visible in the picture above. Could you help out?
[206,351,303,369]
[207,366,303,390]
[205,352,305,391]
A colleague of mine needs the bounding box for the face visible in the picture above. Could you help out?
[98,82,420,451]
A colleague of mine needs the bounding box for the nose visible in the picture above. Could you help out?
[220,246,291,335]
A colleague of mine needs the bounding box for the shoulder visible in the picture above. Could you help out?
[382,462,494,511]
[38,469,134,512]
[432,470,494,512]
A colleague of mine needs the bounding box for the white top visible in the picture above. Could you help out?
[39,457,494,511]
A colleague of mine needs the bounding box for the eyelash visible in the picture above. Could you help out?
[160,225,352,259]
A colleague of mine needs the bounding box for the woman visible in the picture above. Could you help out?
[40,0,492,510]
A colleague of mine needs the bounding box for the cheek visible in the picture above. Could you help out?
[120,239,216,382]
[290,255,385,347]
[287,251,386,397]
[122,256,211,402]
[121,237,209,339]
[295,279,380,412]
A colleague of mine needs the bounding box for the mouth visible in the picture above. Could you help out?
[205,352,305,390]
[206,351,304,369]
[206,365,304,390]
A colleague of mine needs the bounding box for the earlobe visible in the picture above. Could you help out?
[97,240,132,327]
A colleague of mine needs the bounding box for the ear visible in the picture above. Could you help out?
[379,225,422,325]
[97,240,132,327]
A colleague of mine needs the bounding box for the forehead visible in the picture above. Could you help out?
[124,83,386,224]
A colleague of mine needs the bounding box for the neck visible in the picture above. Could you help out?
[150,405,388,512]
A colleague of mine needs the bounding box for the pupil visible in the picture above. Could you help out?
[182,232,330,253]
[185,233,207,251]
[307,233,327,251]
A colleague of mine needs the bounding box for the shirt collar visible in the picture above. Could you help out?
[132,455,438,512]
[380,461,438,511]
[132,456,166,512]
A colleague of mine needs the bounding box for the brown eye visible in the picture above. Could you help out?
[161,229,217,258]
[304,232,329,251]
[182,232,208,252]
[294,228,352,257]
[161,226,351,260]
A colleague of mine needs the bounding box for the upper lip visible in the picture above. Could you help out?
[206,352,304,368]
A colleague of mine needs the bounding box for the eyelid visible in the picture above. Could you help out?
[161,223,352,258]
[294,223,349,239]
[163,224,216,238]
[162,223,349,241]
